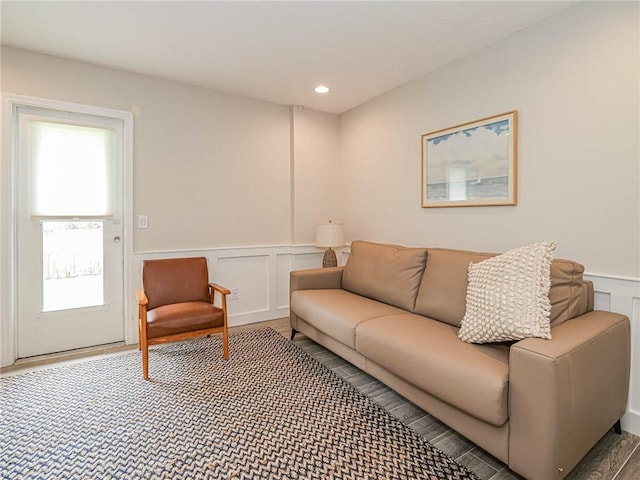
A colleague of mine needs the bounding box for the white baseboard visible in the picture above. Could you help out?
[622,410,640,436]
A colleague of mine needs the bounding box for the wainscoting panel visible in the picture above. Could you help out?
[594,291,612,312]
[292,252,325,270]
[276,254,294,310]
[217,255,270,316]
[130,245,325,339]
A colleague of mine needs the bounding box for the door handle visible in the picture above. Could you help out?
[113,236,121,243]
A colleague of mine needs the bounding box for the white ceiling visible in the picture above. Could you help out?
[1,1,577,114]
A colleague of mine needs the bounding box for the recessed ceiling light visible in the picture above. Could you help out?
[314,85,331,94]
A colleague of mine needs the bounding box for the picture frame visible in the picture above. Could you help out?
[421,111,517,208]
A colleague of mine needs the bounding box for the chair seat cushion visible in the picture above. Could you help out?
[146,301,224,339]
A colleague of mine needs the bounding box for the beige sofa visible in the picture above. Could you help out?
[289,241,630,480]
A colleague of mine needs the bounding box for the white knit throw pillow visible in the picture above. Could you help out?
[458,241,556,343]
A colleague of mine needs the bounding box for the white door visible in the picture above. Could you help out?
[15,106,125,358]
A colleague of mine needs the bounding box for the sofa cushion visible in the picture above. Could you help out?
[356,313,510,427]
[548,259,591,325]
[342,240,427,312]
[415,247,591,328]
[458,242,555,343]
[414,248,492,327]
[290,289,405,349]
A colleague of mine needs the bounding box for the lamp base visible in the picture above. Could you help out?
[322,248,337,268]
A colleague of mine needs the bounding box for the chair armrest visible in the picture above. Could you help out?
[208,283,230,310]
[290,266,345,294]
[508,311,630,480]
[209,283,231,295]
[136,290,148,306]
[136,290,149,338]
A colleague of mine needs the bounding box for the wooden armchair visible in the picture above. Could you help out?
[136,257,230,379]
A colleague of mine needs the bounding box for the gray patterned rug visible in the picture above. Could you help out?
[1,328,478,480]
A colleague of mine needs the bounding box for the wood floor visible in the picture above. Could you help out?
[4,317,639,480]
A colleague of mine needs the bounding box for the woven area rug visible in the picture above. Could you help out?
[1,328,478,480]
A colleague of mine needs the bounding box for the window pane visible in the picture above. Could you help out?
[42,221,104,312]
[31,121,113,217]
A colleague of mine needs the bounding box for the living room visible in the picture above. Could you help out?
[1,1,638,479]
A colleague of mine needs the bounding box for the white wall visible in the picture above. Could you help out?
[340,1,639,279]
[291,106,344,244]
[0,47,340,368]
[1,46,292,251]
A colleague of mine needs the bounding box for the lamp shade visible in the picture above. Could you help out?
[315,222,345,248]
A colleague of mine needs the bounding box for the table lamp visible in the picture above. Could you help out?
[315,221,345,268]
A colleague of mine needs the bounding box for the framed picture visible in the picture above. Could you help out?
[421,111,517,208]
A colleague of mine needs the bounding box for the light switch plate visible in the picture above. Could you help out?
[138,215,148,229]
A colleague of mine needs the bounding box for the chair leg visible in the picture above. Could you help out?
[613,419,622,434]
[141,335,149,380]
[222,325,229,360]
[220,294,229,360]
[290,329,297,341]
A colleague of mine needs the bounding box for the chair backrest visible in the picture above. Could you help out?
[142,257,210,310]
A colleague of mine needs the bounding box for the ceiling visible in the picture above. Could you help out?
[1,1,577,114]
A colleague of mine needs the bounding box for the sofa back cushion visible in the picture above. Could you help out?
[549,259,591,325]
[414,249,492,327]
[414,247,591,328]
[342,240,427,312]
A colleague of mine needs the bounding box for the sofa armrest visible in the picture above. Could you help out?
[509,311,630,480]
[290,266,345,293]
[289,267,344,332]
